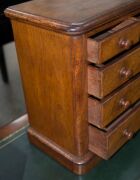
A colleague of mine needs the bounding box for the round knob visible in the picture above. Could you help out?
[123,129,134,140]
[119,39,132,49]
[119,98,130,109]
[120,67,132,79]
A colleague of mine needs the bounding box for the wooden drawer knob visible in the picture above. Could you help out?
[123,129,134,140]
[119,98,130,108]
[119,39,132,49]
[120,67,132,78]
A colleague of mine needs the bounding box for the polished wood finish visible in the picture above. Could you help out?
[11,20,88,156]
[89,101,140,159]
[0,114,28,140]
[87,18,140,64]
[88,45,140,98]
[5,0,140,175]
[28,128,101,175]
[88,75,140,128]
[5,0,140,35]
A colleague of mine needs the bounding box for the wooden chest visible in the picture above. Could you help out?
[5,0,140,175]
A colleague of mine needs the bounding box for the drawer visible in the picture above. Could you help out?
[87,18,140,64]
[88,75,140,128]
[89,101,140,160]
[88,45,140,98]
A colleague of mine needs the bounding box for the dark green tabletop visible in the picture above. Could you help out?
[0,130,140,180]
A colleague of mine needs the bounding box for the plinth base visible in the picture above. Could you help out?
[28,128,102,175]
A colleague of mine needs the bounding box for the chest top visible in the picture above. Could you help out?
[5,0,140,34]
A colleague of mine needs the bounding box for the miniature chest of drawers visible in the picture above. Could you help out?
[5,0,140,175]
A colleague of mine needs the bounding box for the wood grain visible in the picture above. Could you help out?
[5,0,140,35]
[88,75,140,128]
[89,101,140,159]
[87,18,140,64]
[5,0,140,174]
[28,127,101,175]
[11,20,88,156]
[88,45,140,98]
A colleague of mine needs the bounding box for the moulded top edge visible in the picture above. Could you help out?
[5,0,140,35]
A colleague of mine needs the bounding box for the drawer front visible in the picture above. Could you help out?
[88,75,140,128]
[89,101,140,159]
[87,18,140,64]
[88,45,140,98]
